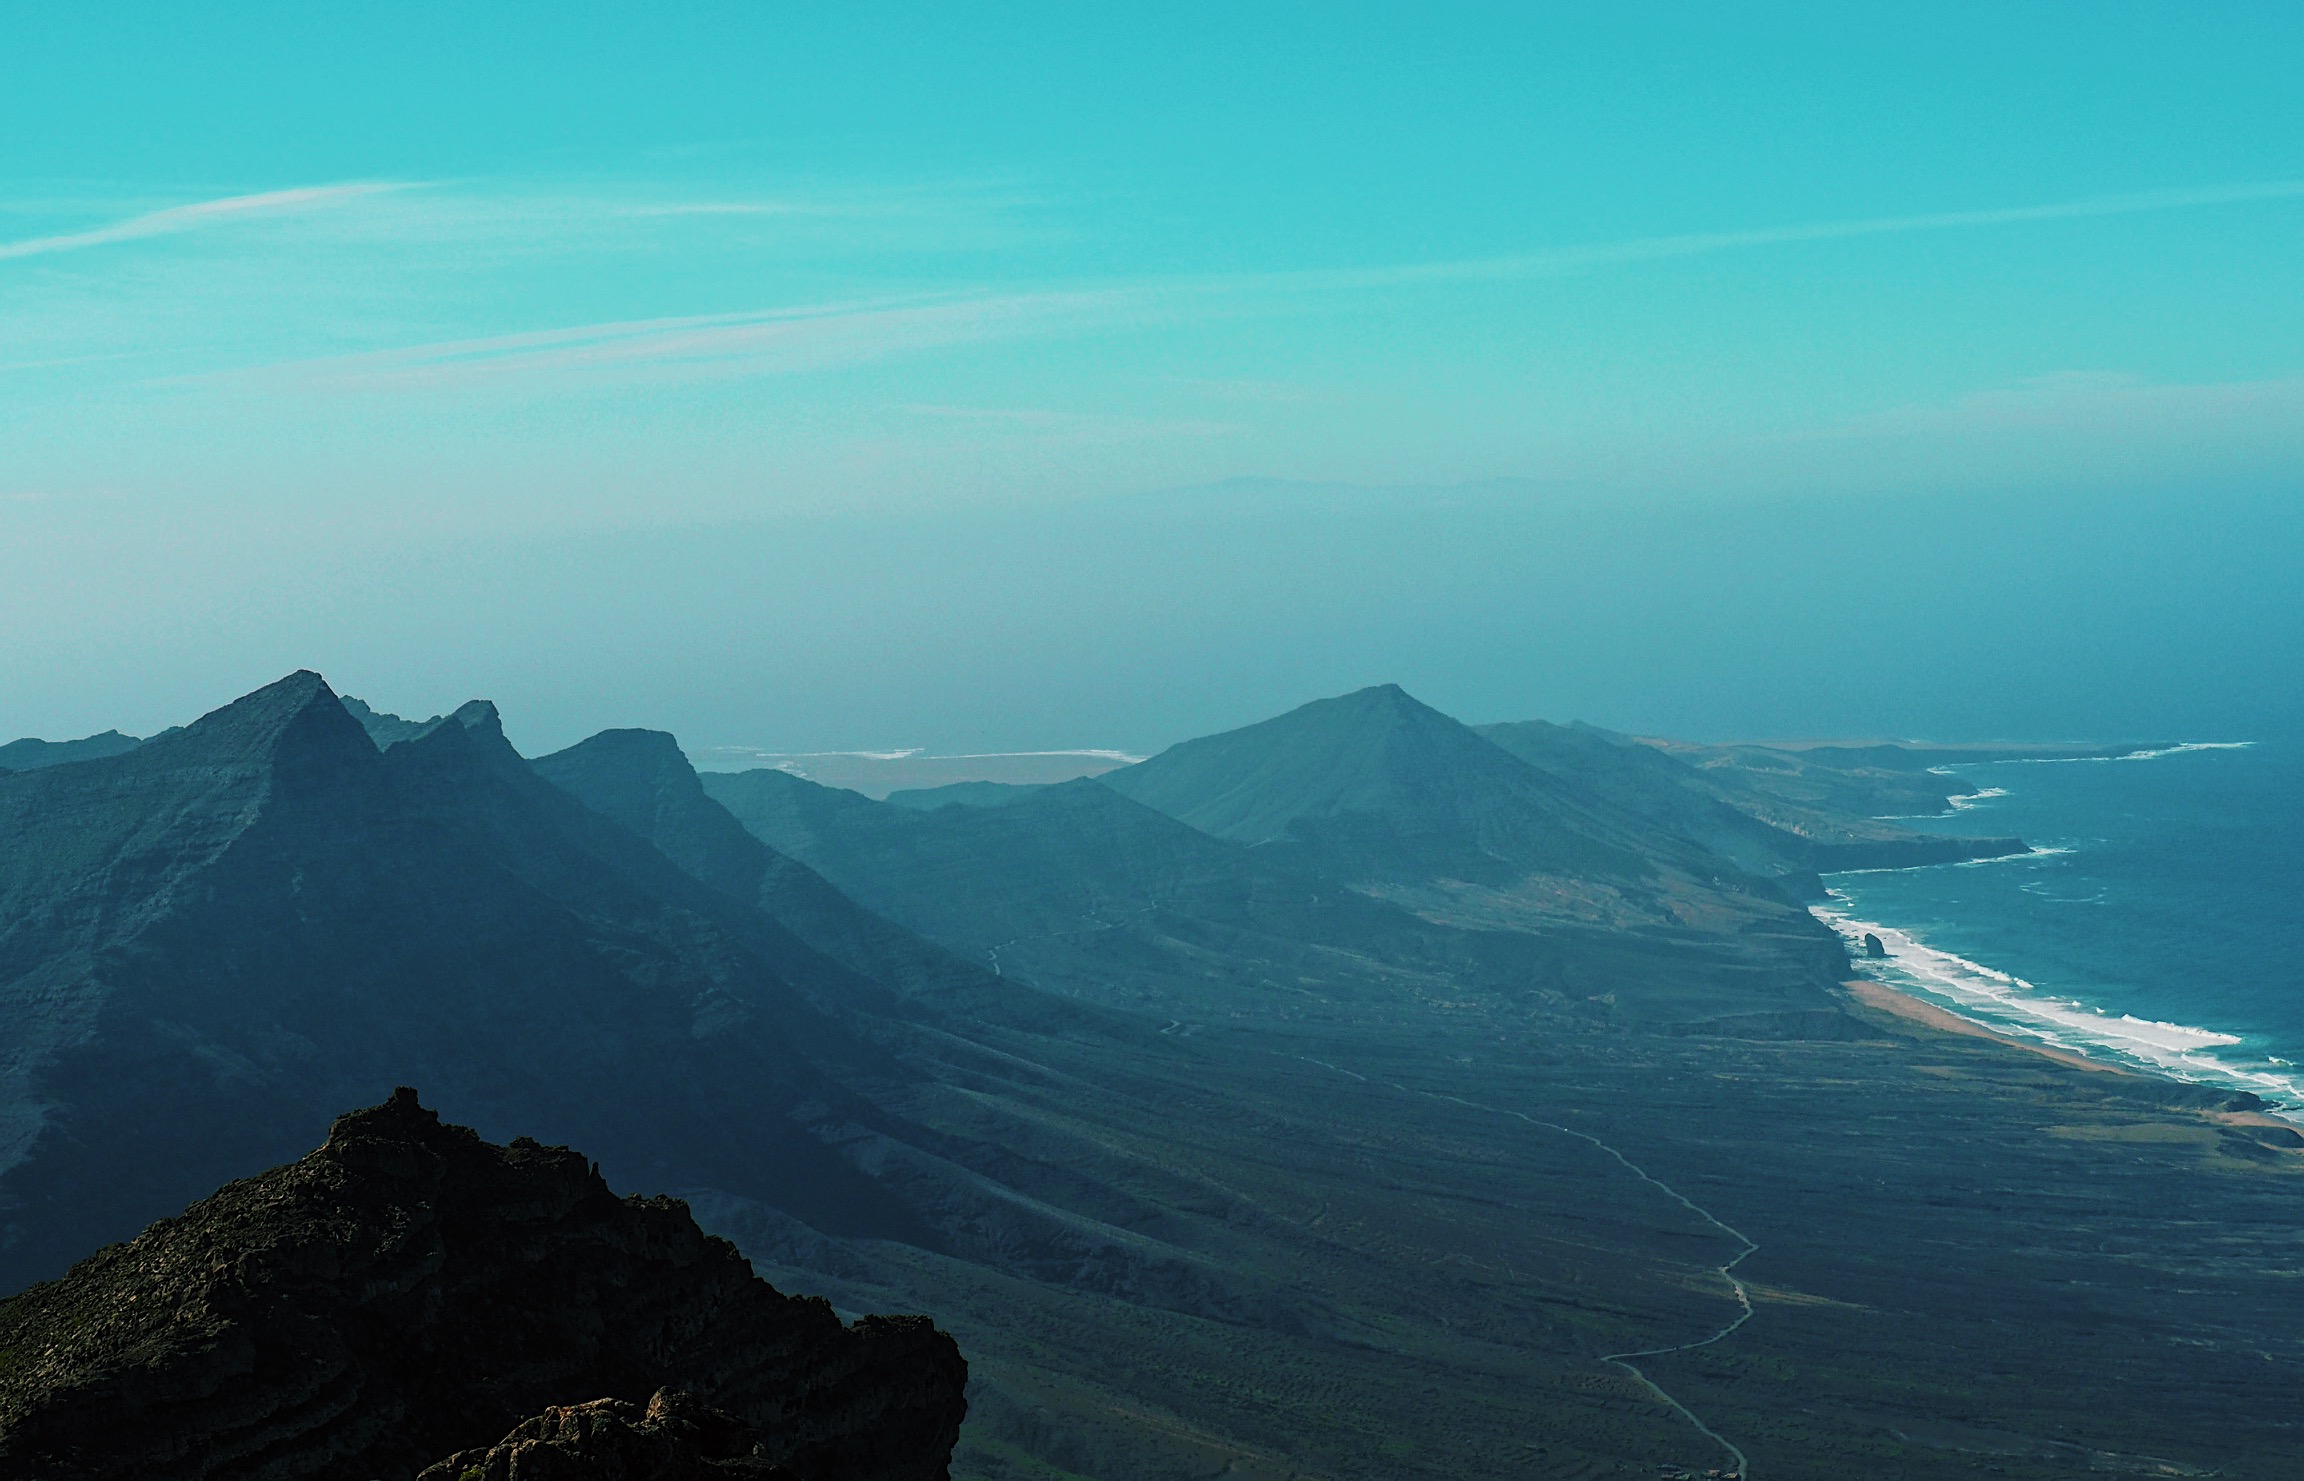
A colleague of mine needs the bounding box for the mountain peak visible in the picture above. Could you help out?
[191,669,333,724]
[555,727,689,768]
[1303,682,1449,726]
[531,728,722,870]
[1100,683,1769,904]
[1103,683,1517,848]
[339,696,443,749]
[388,698,521,771]
[446,698,502,737]
[339,696,505,753]
[117,670,367,775]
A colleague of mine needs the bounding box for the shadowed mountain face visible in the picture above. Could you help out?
[552,732,1519,1023]
[699,768,1572,1013]
[0,674,932,1293]
[701,763,1854,1033]
[531,729,1010,1014]
[700,769,1327,952]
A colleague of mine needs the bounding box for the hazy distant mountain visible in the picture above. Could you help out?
[1101,685,1653,883]
[701,763,1829,1027]
[1474,717,1825,880]
[1474,719,2026,875]
[688,748,1136,799]
[532,728,1013,1012]
[338,693,446,748]
[0,673,933,1292]
[703,767,1413,975]
[883,780,1047,810]
[0,730,146,771]
[1096,685,1852,976]
[1634,732,2150,837]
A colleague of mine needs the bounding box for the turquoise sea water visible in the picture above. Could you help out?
[1812,740,2304,1113]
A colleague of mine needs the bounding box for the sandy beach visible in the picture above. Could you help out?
[1844,976,2304,1144]
[1842,977,2128,1074]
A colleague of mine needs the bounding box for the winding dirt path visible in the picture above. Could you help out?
[1297,1056,1757,1479]
[983,904,1157,976]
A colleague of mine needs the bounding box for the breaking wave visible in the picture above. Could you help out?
[1814,895,2304,1118]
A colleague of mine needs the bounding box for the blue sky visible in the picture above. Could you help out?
[4,4,2301,749]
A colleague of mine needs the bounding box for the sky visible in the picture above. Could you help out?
[3,3,2300,752]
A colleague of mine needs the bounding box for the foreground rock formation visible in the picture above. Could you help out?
[417,1390,793,1480]
[0,1090,965,1481]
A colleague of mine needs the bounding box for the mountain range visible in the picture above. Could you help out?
[0,673,942,1289]
[5,675,2299,1480]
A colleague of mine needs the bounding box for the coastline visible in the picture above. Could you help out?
[1838,976,2122,1076]
[1844,973,2304,1148]
[1816,890,2304,1126]
[1804,736,2295,1100]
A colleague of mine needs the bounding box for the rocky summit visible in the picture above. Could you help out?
[416,1390,794,1480]
[0,1089,966,1481]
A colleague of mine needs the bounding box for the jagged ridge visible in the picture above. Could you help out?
[0,1089,965,1481]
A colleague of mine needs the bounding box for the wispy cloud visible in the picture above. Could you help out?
[0,183,411,263]
[899,401,1242,445]
[1813,368,2304,441]
[1255,180,2304,292]
[224,288,1141,392]
[0,350,150,377]
[610,201,853,219]
[160,176,2304,396]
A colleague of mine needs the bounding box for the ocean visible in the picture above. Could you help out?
[1811,738,2304,1114]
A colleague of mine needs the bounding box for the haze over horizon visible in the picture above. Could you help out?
[5,4,2301,750]
[19,15,2304,1478]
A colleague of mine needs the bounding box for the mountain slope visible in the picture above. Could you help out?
[0,673,933,1292]
[0,730,146,771]
[701,767,1831,1031]
[531,728,1010,1011]
[701,768,1471,996]
[1636,733,2142,849]
[1097,686,1846,974]
[0,682,1324,1362]
[11,681,2297,1479]
[338,694,445,747]
[1475,719,2027,876]
[1101,684,1647,881]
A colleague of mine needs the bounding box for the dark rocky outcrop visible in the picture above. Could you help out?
[0,1089,965,1481]
[1863,932,1888,959]
[417,1390,793,1480]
